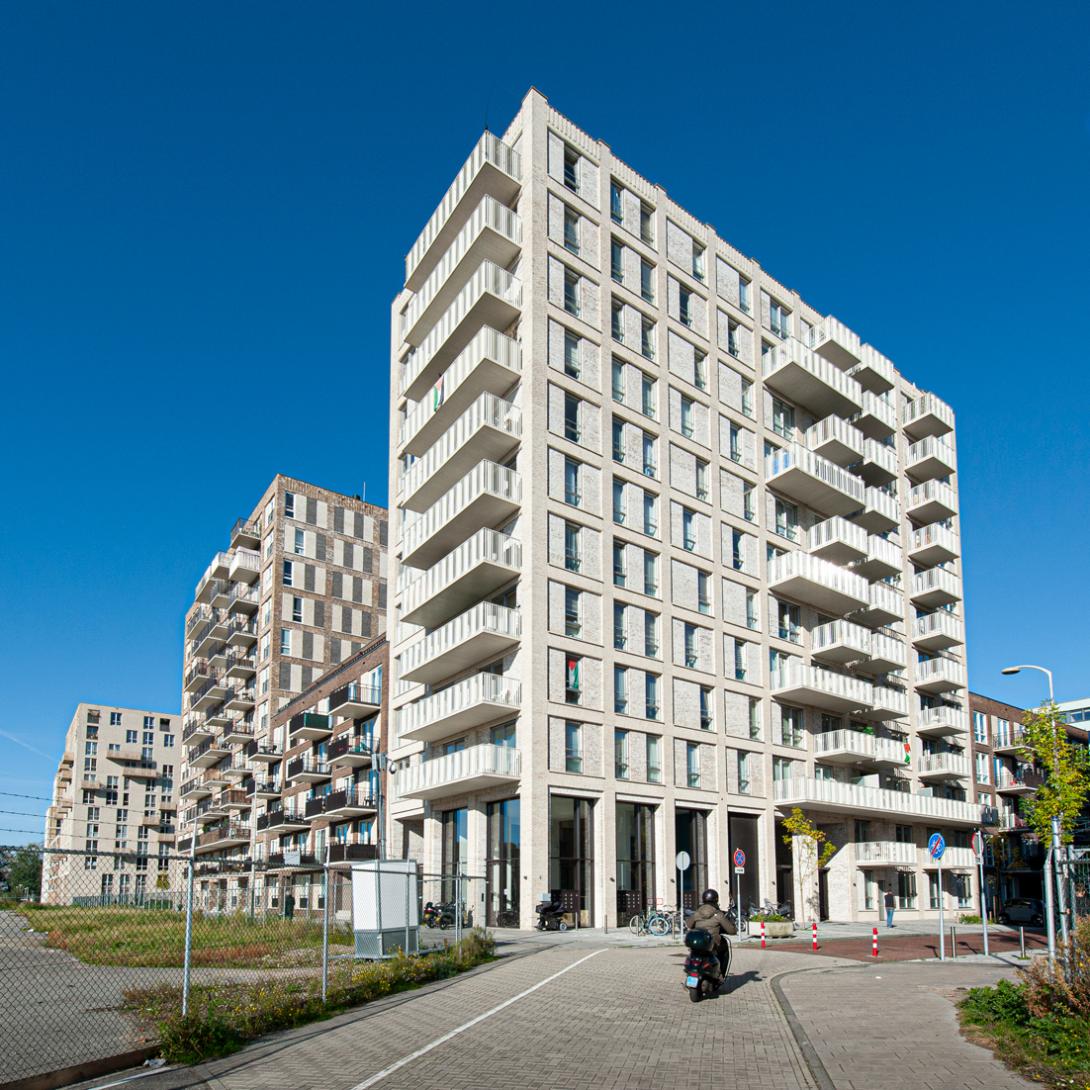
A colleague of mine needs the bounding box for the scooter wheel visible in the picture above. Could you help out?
[688,986,702,1003]
[558,921,569,931]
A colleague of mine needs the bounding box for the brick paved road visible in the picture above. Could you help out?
[772,928,1048,962]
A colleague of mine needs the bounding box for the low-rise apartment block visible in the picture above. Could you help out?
[43,703,180,904]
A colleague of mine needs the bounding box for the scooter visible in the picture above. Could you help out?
[535,896,569,931]
[683,929,728,1002]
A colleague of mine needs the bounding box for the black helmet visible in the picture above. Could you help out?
[701,888,719,906]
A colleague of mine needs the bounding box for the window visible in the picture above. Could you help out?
[645,673,660,719]
[694,350,707,391]
[640,373,656,418]
[612,357,625,400]
[972,711,988,745]
[612,479,625,523]
[771,398,795,439]
[564,458,580,506]
[680,395,695,438]
[737,751,751,793]
[779,705,803,747]
[642,491,657,536]
[697,570,711,614]
[731,528,744,571]
[563,146,579,192]
[615,729,630,779]
[293,527,305,555]
[729,422,743,463]
[613,542,626,587]
[565,655,582,703]
[679,286,692,327]
[563,330,580,378]
[772,756,793,782]
[563,206,579,254]
[611,419,625,462]
[564,392,581,442]
[742,483,755,522]
[699,687,713,730]
[642,433,656,477]
[639,202,654,245]
[564,522,581,572]
[614,666,628,713]
[292,596,303,623]
[975,752,990,783]
[282,559,294,587]
[739,276,751,314]
[695,459,709,501]
[125,729,137,743]
[280,628,291,655]
[746,589,759,630]
[110,712,123,726]
[613,603,627,650]
[564,588,582,638]
[740,378,754,418]
[647,736,662,783]
[644,612,658,657]
[769,299,790,338]
[897,870,917,910]
[774,499,799,542]
[727,319,740,357]
[610,181,623,222]
[563,269,580,317]
[682,508,696,551]
[643,551,658,596]
[565,722,583,773]
[640,317,656,361]
[640,259,654,303]
[686,742,700,788]
[778,601,800,642]
[734,640,748,682]
[611,239,624,282]
[692,244,705,282]
[749,697,762,740]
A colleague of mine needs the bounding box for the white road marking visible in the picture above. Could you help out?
[348,948,607,1089]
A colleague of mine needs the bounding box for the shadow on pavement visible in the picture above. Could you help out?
[721,970,762,994]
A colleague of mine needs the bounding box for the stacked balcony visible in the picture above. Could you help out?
[907,480,958,523]
[917,704,969,738]
[910,567,961,607]
[854,486,900,533]
[852,534,902,580]
[251,778,281,800]
[228,548,261,584]
[920,846,975,869]
[768,551,870,615]
[191,674,228,712]
[289,712,333,742]
[258,806,309,833]
[855,840,916,866]
[902,392,954,440]
[774,777,982,824]
[810,316,862,369]
[230,519,261,550]
[766,444,865,517]
[321,784,378,818]
[400,528,521,628]
[328,733,374,767]
[329,682,382,720]
[286,755,331,784]
[225,649,256,681]
[195,552,231,602]
[915,656,967,693]
[328,841,380,868]
[859,631,906,674]
[807,516,868,565]
[397,743,521,801]
[222,716,253,744]
[870,685,909,720]
[917,751,970,780]
[912,610,963,651]
[810,619,871,665]
[852,581,904,627]
[226,614,258,647]
[905,436,956,483]
[247,740,283,763]
[852,391,897,439]
[805,415,863,467]
[857,439,898,485]
[762,340,863,418]
[399,602,522,686]
[397,672,522,744]
[996,766,1044,795]
[992,728,1028,754]
[814,729,905,766]
[849,345,896,394]
[771,661,873,712]
[188,738,229,768]
[194,822,250,853]
[908,524,959,566]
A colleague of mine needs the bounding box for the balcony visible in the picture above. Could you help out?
[917,751,970,780]
[902,392,954,440]
[811,619,871,665]
[251,779,281,799]
[907,480,958,524]
[398,672,522,745]
[774,777,982,825]
[327,733,374,767]
[906,436,956,483]
[912,610,963,651]
[247,741,282,763]
[259,807,309,832]
[993,728,1029,755]
[766,444,865,517]
[400,528,521,629]
[286,756,331,784]
[222,717,253,744]
[815,729,905,765]
[810,316,861,369]
[228,548,261,584]
[915,656,966,693]
[180,775,213,800]
[401,329,521,458]
[224,686,255,712]
[225,650,256,681]
[769,550,870,615]
[405,131,521,291]
[267,852,320,872]
[805,415,863,467]
[188,739,229,768]
[322,784,377,818]
[849,345,896,394]
[858,439,898,485]
[852,534,902,580]
[226,584,259,615]
[397,743,521,801]
[184,659,214,692]
[851,581,904,627]
[191,674,228,711]
[194,822,251,854]
[329,682,382,720]
[853,487,900,533]
[328,841,380,868]
[771,662,873,712]
[399,602,522,686]
[910,567,961,608]
[917,704,969,738]
[806,516,868,565]
[851,391,896,440]
[762,340,863,417]
[182,716,214,744]
[857,632,906,674]
[920,845,975,869]
[996,767,1044,795]
[400,394,521,512]
[870,685,909,720]
[195,552,231,601]
[230,519,261,550]
[400,262,522,401]
[855,840,916,867]
[402,195,521,346]
[402,460,521,568]
[289,712,334,741]
[217,788,251,812]
[908,524,959,567]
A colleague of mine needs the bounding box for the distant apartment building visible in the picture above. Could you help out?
[385,89,975,928]
[1058,696,1090,730]
[43,703,180,904]
[177,476,388,888]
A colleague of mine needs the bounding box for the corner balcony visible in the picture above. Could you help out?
[400,329,521,458]
[195,552,231,601]
[328,842,380,868]
[810,316,862,369]
[912,610,963,651]
[762,340,863,418]
[180,775,213,800]
[405,131,522,291]
[230,519,261,550]
[327,733,373,767]
[917,751,970,780]
[289,712,334,742]
[188,738,229,768]
[903,392,954,440]
[257,806,309,833]
[400,262,522,402]
[191,674,228,712]
[870,685,909,720]
[329,682,382,720]
[402,460,521,569]
[807,516,868,565]
[225,615,258,647]
[906,436,956,483]
[224,686,255,712]
[396,743,521,801]
[397,672,522,745]
[849,345,896,394]
[910,567,961,608]
[400,393,521,512]
[226,584,259,615]
[907,480,958,524]
[815,729,905,766]
[321,784,377,818]
[771,662,873,712]
[810,619,871,665]
[857,632,907,674]
[915,656,966,693]
[851,534,902,580]
[908,524,959,566]
[851,582,904,627]
[765,444,865,517]
[851,391,897,440]
[190,611,229,658]
[920,845,976,869]
[225,650,256,681]
[400,528,521,629]
[402,195,521,346]
[805,415,863,467]
[774,777,982,825]
[858,439,898,485]
[184,659,214,692]
[768,551,870,615]
[852,487,900,533]
[917,704,969,738]
[228,548,261,584]
[855,840,916,867]
[222,716,253,744]
[399,602,522,686]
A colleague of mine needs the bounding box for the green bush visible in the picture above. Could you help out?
[961,979,1028,1025]
[749,912,789,923]
[958,913,982,924]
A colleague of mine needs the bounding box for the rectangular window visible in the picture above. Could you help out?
[640,317,656,361]
[975,752,990,783]
[640,260,654,303]
[564,392,581,442]
[683,623,698,668]
[292,595,303,623]
[282,559,294,587]
[284,490,295,518]
[697,570,711,614]
[563,146,579,192]
[613,542,626,587]
[695,459,709,501]
[639,202,654,245]
[645,673,660,719]
[749,697,762,740]
[563,269,580,317]
[686,742,700,788]
[739,277,751,314]
[611,300,624,341]
[692,244,705,282]
[682,508,696,551]
[642,492,657,536]
[614,666,628,714]
[564,522,580,572]
[640,373,656,418]
[293,527,305,555]
[770,300,790,338]
[679,286,692,327]
[694,350,707,391]
[680,395,695,439]
[642,433,656,477]
[565,655,581,702]
[740,378,754,418]
[699,687,712,730]
[972,711,987,745]
[564,588,581,638]
[610,181,623,223]
[611,238,624,282]
[615,729,629,779]
[731,528,744,571]
[563,330,580,378]
[613,603,627,650]
[612,357,625,400]
[612,479,625,524]
[647,735,662,783]
[612,419,625,462]
[644,612,658,657]
[734,640,748,682]
[280,628,291,655]
[564,458,580,506]
[737,751,750,793]
[746,589,759,630]
[729,422,742,463]
[771,399,795,439]
[563,206,579,254]
[780,705,803,747]
[565,722,583,773]
[643,551,658,596]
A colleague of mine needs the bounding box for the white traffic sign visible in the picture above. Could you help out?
[675,851,691,871]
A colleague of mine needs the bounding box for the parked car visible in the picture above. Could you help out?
[1001,897,1045,926]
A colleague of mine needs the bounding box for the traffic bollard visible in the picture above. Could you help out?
[1019,926,1026,959]
[811,920,818,952]
[872,926,878,958]
[760,919,766,949]
[951,926,957,959]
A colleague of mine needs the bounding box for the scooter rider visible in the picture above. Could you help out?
[685,888,736,975]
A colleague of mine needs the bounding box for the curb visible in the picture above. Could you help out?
[768,966,838,1090]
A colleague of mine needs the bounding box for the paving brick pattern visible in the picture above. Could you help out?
[773,928,1048,962]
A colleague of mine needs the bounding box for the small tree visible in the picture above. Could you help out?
[155,873,170,891]
[7,845,42,900]
[1017,702,1090,849]
[782,808,836,920]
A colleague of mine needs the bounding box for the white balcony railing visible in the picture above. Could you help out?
[396,672,522,741]
[911,567,961,602]
[850,345,897,390]
[398,602,522,681]
[916,657,967,688]
[863,486,900,525]
[907,479,958,516]
[854,390,897,433]
[917,705,969,734]
[903,392,954,433]
[805,415,863,461]
[762,340,864,414]
[811,316,862,363]
[862,534,903,571]
[910,524,960,560]
[815,729,904,764]
[400,528,521,618]
[765,444,865,504]
[869,632,906,667]
[396,743,521,800]
[917,751,970,777]
[774,777,982,824]
[907,435,957,472]
[771,661,874,708]
[768,550,871,610]
[808,516,868,556]
[856,840,916,865]
[811,619,871,658]
[913,611,963,644]
[862,438,898,477]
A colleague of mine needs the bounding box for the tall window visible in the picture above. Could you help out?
[640,317,656,360]
[639,202,654,245]
[640,259,654,303]
[282,559,294,587]
[564,269,580,317]
[769,299,790,338]
[611,239,624,282]
[613,541,626,587]
[734,640,748,682]
[742,482,755,522]
[564,458,580,506]
[646,736,662,783]
[563,330,580,377]
[563,146,579,192]
[643,550,658,595]
[563,207,579,253]
[279,628,291,655]
[565,655,582,703]
[695,459,708,501]
[612,357,625,400]
[611,299,624,340]
[564,392,581,442]
[642,433,656,477]
[612,479,625,523]
[643,491,657,536]
[564,522,580,572]
[284,490,295,518]
[731,528,744,571]
[640,373,656,417]
[645,673,660,719]
[679,286,692,327]
[614,729,630,780]
[564,588,581,637]
[694,350,707,390]
[697,570,711,614]
[686,742,700,788]
[692,244,705,282]
[739,276,751,314]
[780,705,804,748]
[613,603,627,650]
[682,508,696,551]
[740,377,754,417]
[699,686,712,730]
[610,181,623,222]
[729,422,742,463]
[614,666,628,714]
[749,697,762,740]
[644,612,658,657]
[565,722,583,773]
[680,395,695,438]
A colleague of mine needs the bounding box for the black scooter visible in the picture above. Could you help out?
[683,929,729,1002]
[535,896,569,931]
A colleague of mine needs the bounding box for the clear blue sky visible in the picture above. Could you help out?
[2,2,1088,842]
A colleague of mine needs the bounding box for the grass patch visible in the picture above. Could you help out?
[15,904,354,968]
[125,929,497,1063]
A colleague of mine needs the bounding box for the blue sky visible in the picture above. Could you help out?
[1,2,1088,842]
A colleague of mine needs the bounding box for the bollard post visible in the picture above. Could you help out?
[321,853,330,1003]
[872,926,878,958]
[1019,925,1026,959]
[182,846,196,1016]
[951,926,957,959]
[760,919,766,949]
[811,920,818,952]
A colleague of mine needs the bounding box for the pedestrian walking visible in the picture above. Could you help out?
[884,887,895,928]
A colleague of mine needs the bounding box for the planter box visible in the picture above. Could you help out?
[755,920,793,938]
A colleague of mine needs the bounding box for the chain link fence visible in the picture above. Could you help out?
[0,847,482,1087]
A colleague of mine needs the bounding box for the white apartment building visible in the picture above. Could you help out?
[43,703,180,904]
[386,89,978,927]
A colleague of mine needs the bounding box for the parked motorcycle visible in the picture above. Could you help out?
[683,928,728,1002]
[725,901,748,935]
[422,902,442,929]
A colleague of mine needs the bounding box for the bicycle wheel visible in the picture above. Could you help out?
[648,913,670,937]
[629,913,644,936]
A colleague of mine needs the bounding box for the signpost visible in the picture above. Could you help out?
[929,832,946,960]
[676,850,691,918]
[732,848,746,931]
[973,830,990,957]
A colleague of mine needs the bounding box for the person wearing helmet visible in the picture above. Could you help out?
[685,888,736,975]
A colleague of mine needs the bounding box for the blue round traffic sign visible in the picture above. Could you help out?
[928,833,946,860]
[733,848,746,867]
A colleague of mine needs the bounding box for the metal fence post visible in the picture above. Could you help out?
[182,849,196,1017]
[455,871,462,947]
[321,850,330,1003]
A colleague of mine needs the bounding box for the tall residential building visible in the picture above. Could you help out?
[177,476,388,882]
[386,89,976,928]
[43,703,180,904]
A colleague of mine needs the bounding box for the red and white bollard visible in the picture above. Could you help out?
[760,919,766,949]
[811,920,818,951]
[872,926,879,958]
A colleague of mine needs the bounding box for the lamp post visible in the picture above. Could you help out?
[1001,664,1064,959]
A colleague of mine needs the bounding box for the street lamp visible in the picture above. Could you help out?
[1001,662,1064,958]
